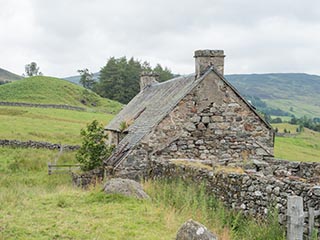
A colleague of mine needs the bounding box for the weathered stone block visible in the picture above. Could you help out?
[211,116,223,122]
[201,116,210,123]
[191,116,201,123]
[185,122,196,131]
[197,122,206,130]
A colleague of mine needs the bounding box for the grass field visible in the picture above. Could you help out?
[0,106,114,145]
[0,147,285,240]
[0,76,122,113]
[273,123,320,162]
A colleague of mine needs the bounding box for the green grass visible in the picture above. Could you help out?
[0,147,285,240]
[266,99,320,118]
[0,148,180,240]
[0,106,114,145]
[273,123,320,162]
[0,76,122,113]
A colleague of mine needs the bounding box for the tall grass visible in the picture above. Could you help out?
[145,179,285,240]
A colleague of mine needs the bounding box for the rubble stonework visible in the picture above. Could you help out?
[104,50,274,178]
[148,159,320,221]
[143,73,273,164]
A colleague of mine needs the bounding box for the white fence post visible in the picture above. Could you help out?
[287,196,304,240]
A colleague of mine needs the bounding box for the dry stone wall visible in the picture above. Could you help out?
[72,168,104,188]
[148,159,320,221]
[0,139,79,151]
[0,101,85,111]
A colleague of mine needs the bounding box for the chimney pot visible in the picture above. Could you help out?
[194,49,225,77]
[140,71,159,91]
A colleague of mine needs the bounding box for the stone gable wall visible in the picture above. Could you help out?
[141,72,274,165]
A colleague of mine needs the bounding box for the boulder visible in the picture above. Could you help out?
[103,178,149,199]
[176,219,218,240]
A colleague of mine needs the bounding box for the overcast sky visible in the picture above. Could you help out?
[1,0,320,77]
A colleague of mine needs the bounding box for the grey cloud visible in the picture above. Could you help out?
[0,0,320,76]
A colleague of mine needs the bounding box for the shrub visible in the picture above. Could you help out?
[76,120,113,171]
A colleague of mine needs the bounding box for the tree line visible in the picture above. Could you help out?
[78,56,175,104]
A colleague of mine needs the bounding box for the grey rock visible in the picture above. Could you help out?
[185,122,196,131]
[201,116,210,123]
[311,186,320,197]
[191,116,201,123]
[176,219,218,240]
[103,178,149,199]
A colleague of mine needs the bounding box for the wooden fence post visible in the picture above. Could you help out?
[48,162,52,175]
[287,196,304,240]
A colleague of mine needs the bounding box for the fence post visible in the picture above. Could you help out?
[48,162,52,175]
[287,196,304,240]
[308,207,315,240]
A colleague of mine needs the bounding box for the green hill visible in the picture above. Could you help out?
[0,76,122,113]
[226,73,320,118]
[272,123,320,162]
[0,67,23,83]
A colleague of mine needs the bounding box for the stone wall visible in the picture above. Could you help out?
[0,101,85,111]
[72,168,105,188]
[0,139,80,151]
[141,72,273,165]
[111,72,274,178]
[260,157,320,181]
[148,159,320,221]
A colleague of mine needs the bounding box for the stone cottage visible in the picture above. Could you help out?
[104,50,274,179]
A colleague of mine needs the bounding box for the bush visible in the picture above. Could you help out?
[76,120,113,171]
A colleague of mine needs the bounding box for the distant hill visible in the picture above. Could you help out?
[64,72,320,118]
[226,73,320,118]
[0,68,23,83]
[64,72,100,84]
[0,76,122,114]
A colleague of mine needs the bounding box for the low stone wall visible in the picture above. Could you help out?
[0,101,85,111]
[148,159,320,222]
[262,157,320,181]
[0,139,80,151]
[71,168,105,188]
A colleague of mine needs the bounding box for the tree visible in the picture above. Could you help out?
[76,120,114,171]
[25,62,42,77]
[94,56,175,104]
[153,64,174,82]
[77,68,95,89]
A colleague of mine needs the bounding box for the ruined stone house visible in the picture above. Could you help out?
[104,50,274,179]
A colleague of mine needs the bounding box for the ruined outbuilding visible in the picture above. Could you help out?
[104,50,274,179]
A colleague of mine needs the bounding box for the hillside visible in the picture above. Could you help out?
[0,67,23,83]
[226,73,320,118]
[272,123,320,162]
[65,72,320,117]
[0,76,122,113]
[64,72,99,84]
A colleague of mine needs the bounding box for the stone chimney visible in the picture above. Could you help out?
[140,72,159,91]
[194,49,225,77]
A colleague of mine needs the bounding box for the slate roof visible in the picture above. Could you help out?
[104,68,272,168]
